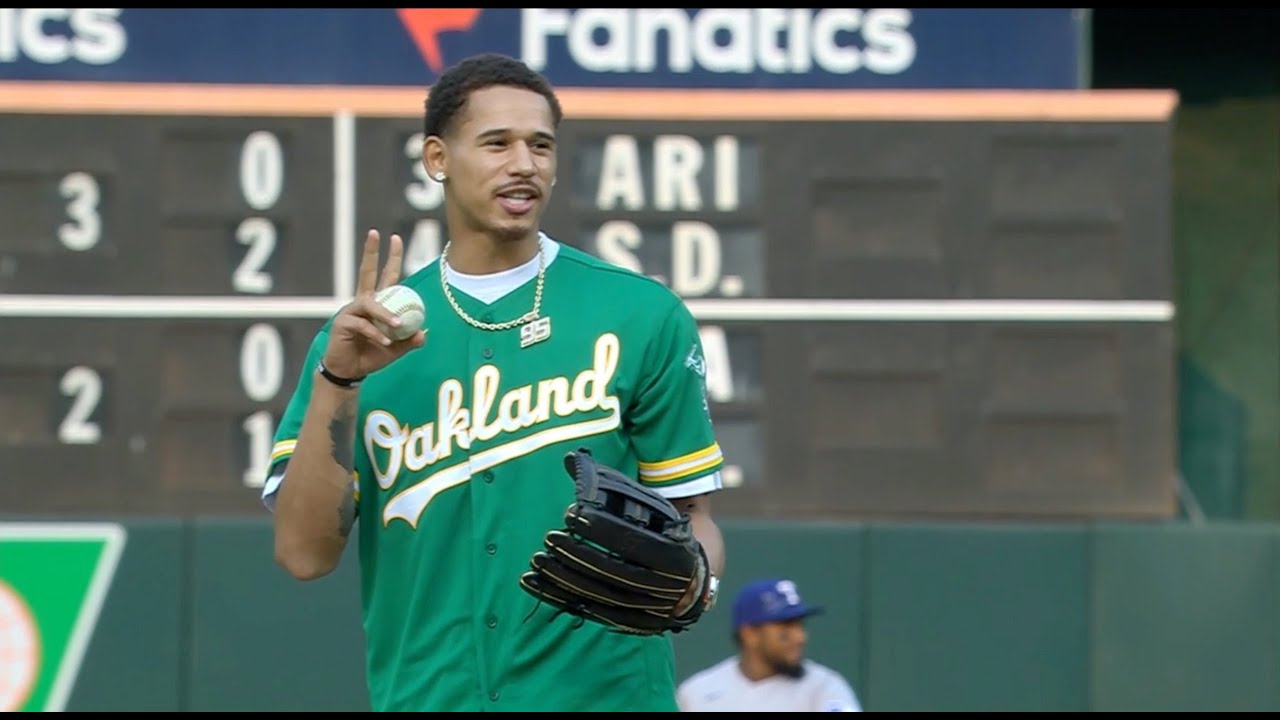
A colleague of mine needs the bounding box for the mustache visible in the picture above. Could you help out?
[495,182,542,197]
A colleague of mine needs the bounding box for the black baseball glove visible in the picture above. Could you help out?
[519,447,710,636]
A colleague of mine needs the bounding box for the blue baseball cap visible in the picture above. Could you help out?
[732,578,823,629]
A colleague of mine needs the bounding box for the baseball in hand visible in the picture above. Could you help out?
[374,285,426,341]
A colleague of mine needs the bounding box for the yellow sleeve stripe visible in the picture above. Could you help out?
[639,443,723,483]
[638,442,721,472]
[270,439,297,463]
[641,456,723,486]
[271,441,360,504]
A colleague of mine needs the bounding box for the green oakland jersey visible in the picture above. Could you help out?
[262,237,724,712]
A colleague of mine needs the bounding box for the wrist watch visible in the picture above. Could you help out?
[701,574,720,612]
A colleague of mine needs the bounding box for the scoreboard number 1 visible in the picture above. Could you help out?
[242,410,274,489]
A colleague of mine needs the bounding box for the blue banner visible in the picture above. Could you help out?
[0,8,1083,89]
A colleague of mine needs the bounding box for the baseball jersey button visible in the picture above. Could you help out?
[483,471,494,483]
[489,690,500,702]
[482,313,494,323]
[486,543,497,555]
[482,347,494,359]
[486,614,498,628]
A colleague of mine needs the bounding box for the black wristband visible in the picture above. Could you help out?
[317,360,364,388]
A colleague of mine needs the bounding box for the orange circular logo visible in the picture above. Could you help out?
[0,579,40,712]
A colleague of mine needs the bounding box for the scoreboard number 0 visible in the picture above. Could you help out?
[239,322,284,403]
[240,130,284,210]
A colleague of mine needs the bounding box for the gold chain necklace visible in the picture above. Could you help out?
[439,239,546,332]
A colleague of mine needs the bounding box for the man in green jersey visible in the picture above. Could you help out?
[261,53,728,712]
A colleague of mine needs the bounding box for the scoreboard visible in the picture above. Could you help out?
[0,82,1180,520]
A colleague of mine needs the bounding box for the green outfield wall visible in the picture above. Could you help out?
[2,517,1277,712]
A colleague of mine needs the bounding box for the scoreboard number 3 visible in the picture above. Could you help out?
[58,171,101,252]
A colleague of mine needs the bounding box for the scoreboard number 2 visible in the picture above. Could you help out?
[234,217,276,294]
[58,365,102,445]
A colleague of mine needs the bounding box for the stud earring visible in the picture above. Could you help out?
[434,172,446,182]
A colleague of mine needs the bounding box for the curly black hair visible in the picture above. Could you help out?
[423,53,563,139]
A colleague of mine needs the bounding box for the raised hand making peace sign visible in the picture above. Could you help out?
[321,230,427,381]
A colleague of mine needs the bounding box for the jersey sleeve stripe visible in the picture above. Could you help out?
[637,442,721,473]
[270,439,297,463]
[638,443,723,483]
[654,471,722,500]
[264,468,361,508]
[640,455,723,486]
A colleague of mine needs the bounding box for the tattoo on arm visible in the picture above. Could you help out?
[338,490,356,539]
[330,398,357,538]
[328,411,355,473]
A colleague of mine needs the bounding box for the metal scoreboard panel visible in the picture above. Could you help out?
[0,105,340,515]
[0,317,320,515]
[0,85,1180,520]
[0,114,335,297]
